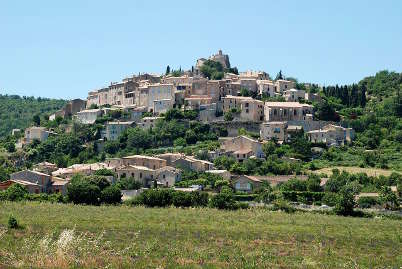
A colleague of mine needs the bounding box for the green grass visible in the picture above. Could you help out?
[0,202,401,268]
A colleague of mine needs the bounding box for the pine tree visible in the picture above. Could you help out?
[165,65,170,75]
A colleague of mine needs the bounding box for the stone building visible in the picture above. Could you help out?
[264,102,313,122]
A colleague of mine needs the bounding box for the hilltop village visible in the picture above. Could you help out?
[0,50,362,200]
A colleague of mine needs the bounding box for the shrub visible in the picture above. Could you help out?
[0,191,6,201]
[8,215,18,229]
[141,189,173,207]
[357,196,379,208]
[100,185,122,204]
[67,176,101,205]
[190,191,209,207]
[172,191,193,207]
[272,199,296,213]
[6,183,28,201]
[334,185,356,216]
[237,202,249,209]
[209,193,237,210]
[322,192,338,207]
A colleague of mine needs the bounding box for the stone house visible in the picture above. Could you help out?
[257,80,276,97]
[116,165,155,187]
[232,175,262,193]
[155,166,182,187]
[275,79,296,93]
[156,153,184,166]
[153,99,173,114]
[24,127,52,144]
[260,121,288,142]
[184,95,213,110]
[240,99,264,122]
[137,117,163,130]
[33,162,58,175]
[222,95,253,112]
[104,121,135,141]
[75,109,103,124]
[121,155,167,170]
[284,89,306,102]
[306,124,355,146]
[8,170,69,194]
[173,156,214,172]
[264,102,313,122]
[138,83,174,112]
[220,135,265,161]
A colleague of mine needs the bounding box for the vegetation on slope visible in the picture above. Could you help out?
[0,95,66,137]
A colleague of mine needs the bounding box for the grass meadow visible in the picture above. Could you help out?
[0,201,401,268]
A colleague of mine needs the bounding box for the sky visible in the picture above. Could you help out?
[0,0,401,99]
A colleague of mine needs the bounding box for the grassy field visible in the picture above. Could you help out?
[312,166,398,177]
[0,202,401,268]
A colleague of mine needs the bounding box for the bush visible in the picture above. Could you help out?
[237,202,249,209]
[190,192,209,207]
[172,191,193,207]
[272,199,296,213]
[8,215,18,229]
[334,185,356,216]
[67,176,101,205]
[322,192,338,207]
[100,185,122,204]
[357,196,379,208]
[209,193,237,210]
[140,189,174,207]
[6,184,28,201]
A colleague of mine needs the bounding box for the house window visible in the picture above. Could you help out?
[163,174,166,179]
[246,109,249,113]
[140,173,142,178]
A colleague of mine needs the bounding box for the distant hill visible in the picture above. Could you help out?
[0,94,67,137]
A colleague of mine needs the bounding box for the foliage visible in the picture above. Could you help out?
[0,94,66,137]
[272,199,296,213]
[117,177,143,190]
[100,185,122,204]
[8,215,18,229]
[322,192,338,207]
[357,196,379,208]
[379,186,399,210]
[209,192,238,210]
[224,111,233,121]
[67,175,101,205]
[334,184,357,216]
[200,60,224,80]
[5,183,28,201]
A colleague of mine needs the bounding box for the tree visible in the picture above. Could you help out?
[262,141,276,157]
[209,193,237,210]
[4,142,16,153]
[5,183,28,201]
[165,65,171,75]
[32,114,41,126]
[275,70,284,80]
[100,185,122,204]
[67,175,101,205]
[224,111,233,121]
[379,186,399,210]
[334,184,356,216]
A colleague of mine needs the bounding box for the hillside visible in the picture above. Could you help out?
[0,202,400,268]
[0,95,66,137]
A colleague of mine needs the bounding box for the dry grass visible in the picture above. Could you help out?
[0,201,401,268]
[312,166,397,177]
